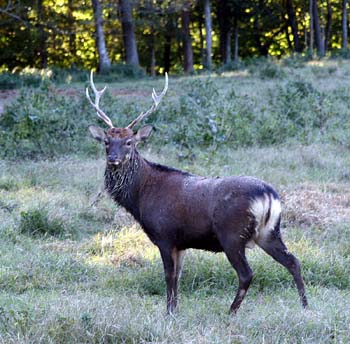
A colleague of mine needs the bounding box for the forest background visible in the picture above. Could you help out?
[1,0,350,74]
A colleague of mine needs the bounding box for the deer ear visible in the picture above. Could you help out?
[88,125,106,142]
[135,125,153,142]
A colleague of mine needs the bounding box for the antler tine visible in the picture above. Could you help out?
[86,70,114,128]
[127,73,168,129]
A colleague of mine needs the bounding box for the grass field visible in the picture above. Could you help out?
[1,59,350,343]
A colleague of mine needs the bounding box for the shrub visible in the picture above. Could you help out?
[0,73,20,89]
[109,63,145,78]
[281,55,306,69]
[1,70,348,159]
[247,58,285,79]
[215,60,244,74]
[253,79,329,145]
[96,63,146,83]
[48,66,88,84]
[0,84,97,158]
[18,209,65,238]
[258,62,285,79]
[0,72,43,90]
[0,64,145,90]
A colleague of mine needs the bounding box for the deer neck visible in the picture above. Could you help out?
[104,150,145,218]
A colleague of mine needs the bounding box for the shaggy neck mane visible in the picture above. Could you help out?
[104,150,191,220]
[104,150,141,214]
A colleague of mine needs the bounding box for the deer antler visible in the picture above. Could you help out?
[86,70,114,128]
[127,73,168,129]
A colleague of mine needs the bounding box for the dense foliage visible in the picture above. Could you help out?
[1,0,350,73]
[1,59,350,159]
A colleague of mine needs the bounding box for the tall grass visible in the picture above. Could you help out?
[1,60,350,342]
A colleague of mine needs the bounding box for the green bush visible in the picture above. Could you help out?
[48,66,88,84]
[18,209,65,238]
[0,84,98,158]
[1,68,348,159]
[0,64,145,90]
[215,60,244,74]
[258,79,329,144]
[247,58,285,79]
[0,72,43,90]
[103,63,146,79]
[0,73,20,89]
[281,55,307,69]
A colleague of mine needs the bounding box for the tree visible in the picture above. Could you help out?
[309,0,314,55]
[204,0,212,69]
[233,15,239,62]
[119,0,139,66]
[36,0,47,68]
[0,0,27,23]
[217,0,231,63]
[181,1,194,74]
[313,0,325,57]
[324,0,332,52]
[231,0,247,62]
[342,0,348,52]
[285,0,302,53]
[91,0,111,72]
[163,19,173,73]
[67,0,76,62]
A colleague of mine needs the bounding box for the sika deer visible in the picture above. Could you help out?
[86,72,308,314]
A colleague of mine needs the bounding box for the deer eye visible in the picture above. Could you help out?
[125,140,132,146]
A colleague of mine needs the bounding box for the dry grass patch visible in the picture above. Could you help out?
[281,183,350,228]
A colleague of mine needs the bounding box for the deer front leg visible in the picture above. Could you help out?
[159,247,181,314]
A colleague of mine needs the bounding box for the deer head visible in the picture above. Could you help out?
[86,71,168,167]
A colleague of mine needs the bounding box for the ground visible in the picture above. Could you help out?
[1,60,350,343]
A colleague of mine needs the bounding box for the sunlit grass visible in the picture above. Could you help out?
[1,149,349,342]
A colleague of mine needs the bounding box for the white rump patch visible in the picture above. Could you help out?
[249,193,281,244]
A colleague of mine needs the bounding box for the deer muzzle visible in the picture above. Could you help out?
[107,155,122,166]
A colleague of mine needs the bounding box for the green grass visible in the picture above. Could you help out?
[1,60,350,342]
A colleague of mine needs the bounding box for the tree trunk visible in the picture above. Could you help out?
[309,0,314,55]
[225,29,231,64]
[163,29,172,73]
[68,0,76,62]
[253,0,269,56]
[233,16,239,62]
[217,0,232,63]
[119,0,139,66]
[181,2,194,74]
[150,29,156,77]
[91,0,111,72]
[324,0,332,52]
[198,11,205,67]
[204,0,212,69]
[285,25,293,51]
[313,0,325,57]
[342,0,348,51]
[286,0,301,52]
[37,0,47,68]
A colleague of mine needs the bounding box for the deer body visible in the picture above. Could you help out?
[86,72,308,314]
[107,154,276,252]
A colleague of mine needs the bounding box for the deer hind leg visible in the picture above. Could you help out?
[219,237,253,314]
[256,228,308,308]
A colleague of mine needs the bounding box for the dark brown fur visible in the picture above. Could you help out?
[89,124,308,315]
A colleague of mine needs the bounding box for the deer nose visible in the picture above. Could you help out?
[108,155,122,166]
